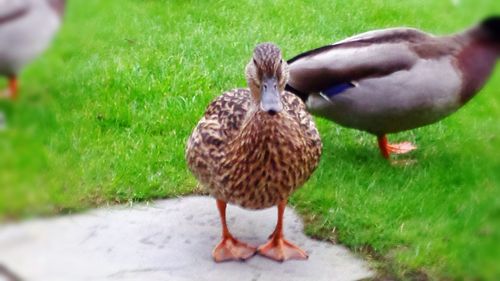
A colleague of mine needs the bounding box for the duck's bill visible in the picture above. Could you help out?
[260,77,283,115]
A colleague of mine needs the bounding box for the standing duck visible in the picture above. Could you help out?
[186,43,322,262]
[0,0,65,100]
[286,16,500,159]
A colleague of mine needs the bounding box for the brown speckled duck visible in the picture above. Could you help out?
[286,16,500,159]
[186,43,322,262]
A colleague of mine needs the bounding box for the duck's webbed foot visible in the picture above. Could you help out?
[257,236,308,262]
[212,199,256,262]
[212,236,256,262]
[257,200,308,262]
[377,135,417,159]
[386,141,417,154]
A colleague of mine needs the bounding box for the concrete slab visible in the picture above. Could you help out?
[0,196,373,281]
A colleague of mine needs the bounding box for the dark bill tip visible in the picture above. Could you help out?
[267,110,277,116]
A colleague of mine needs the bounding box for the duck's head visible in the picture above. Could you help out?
[473,16,500,52]
[246,43,289,116]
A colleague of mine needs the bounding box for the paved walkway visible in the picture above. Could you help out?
[0,196,373,281]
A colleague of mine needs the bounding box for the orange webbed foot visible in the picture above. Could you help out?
[257,237,308,262]
[377,135,417,159]
[386,141,417,154]
[212,236,256,262]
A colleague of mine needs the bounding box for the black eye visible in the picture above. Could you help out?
[263,84,267,90]
[253,58,257,65]
[279,59,283,65]
[273,83,277,90]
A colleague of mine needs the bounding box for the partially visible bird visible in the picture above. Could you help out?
[186,43,322,262]
[0,0,65,100]
[286,16,500,159]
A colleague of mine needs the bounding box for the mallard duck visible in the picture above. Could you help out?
[0,0,65,100]
[286,16,500,159]
[186,43,322,262]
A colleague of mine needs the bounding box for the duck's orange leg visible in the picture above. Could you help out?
[8,76,18,100]
[257,200,308,262]
[212,199,256,262]
[377,134,417,159]
[1,76,17,100]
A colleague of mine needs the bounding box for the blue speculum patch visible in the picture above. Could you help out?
[323,82,355,98]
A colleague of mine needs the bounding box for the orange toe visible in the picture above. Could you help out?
[387,141,417,154]
[257,237,308,262]
[212,237,256,262]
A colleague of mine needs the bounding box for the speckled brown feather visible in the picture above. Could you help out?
[186,89,322,209]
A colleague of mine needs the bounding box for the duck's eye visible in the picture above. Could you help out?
[263,84,267,90]
[253,58,257,65]
[273,83,277,90]
[279,59,283,65]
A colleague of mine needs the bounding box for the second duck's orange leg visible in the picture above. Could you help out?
[212,199,256,262]
[377,134,417,159]
[257,200,308,262]
[8,76,18,100]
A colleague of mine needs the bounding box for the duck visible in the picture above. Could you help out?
[0,0,65,100]
[186,43,322,262]
[286,16,500,159]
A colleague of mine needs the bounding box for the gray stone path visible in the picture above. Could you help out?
[0,196,373,281]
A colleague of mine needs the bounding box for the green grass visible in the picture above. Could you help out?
[1,0,499,279]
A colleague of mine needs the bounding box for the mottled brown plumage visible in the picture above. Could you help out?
[186,88,321,209]
[186,43,322,262]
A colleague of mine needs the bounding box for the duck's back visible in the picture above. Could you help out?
[288,27,469,135]
[186,89,322,209]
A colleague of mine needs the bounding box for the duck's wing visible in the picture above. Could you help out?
[187,89,251,159]
[186,89,251,191]
[287,28,433,98]
[0,0,31,25]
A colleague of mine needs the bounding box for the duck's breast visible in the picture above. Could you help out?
[308,56,463,134]
[216,105,321,210]
[188,92,321,210]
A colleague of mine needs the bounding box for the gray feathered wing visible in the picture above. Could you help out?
[287,28,430,95]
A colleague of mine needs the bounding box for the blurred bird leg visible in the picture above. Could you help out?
[8,76,18,100]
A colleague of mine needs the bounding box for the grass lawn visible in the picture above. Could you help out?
[1,0,499,279]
